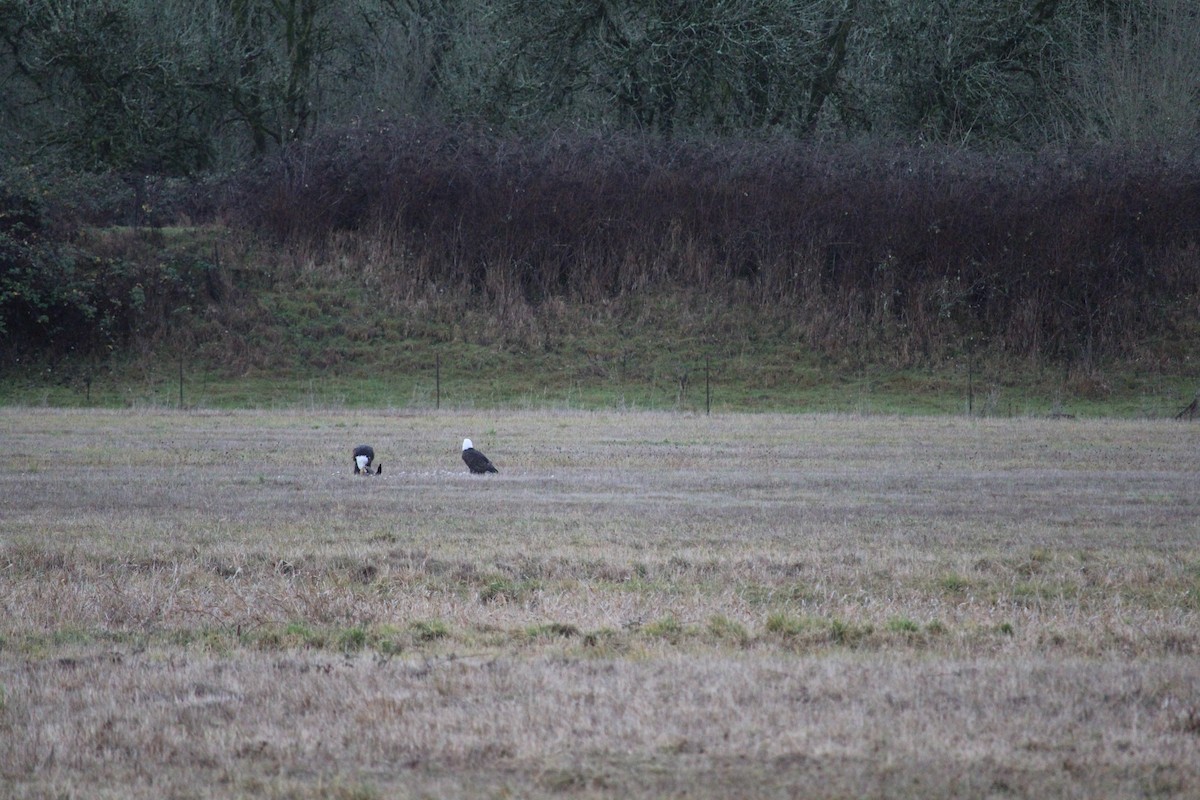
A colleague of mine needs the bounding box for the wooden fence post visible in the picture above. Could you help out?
[705,354,711,415]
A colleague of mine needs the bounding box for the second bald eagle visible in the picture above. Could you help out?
[461,438,498,474]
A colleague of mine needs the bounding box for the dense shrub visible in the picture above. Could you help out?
[0,183,85,354]
[228,124,1200,364]
[0,182,225,366]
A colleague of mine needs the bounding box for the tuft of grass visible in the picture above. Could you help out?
[479,576,540,605]
[50,628,95,648]
[643,616,686,641]
[284,622,323,648]
[338,626,368,653]
[707,615,751,646]
[827,618,873,646]
[764,614,875,646]
[765,613,808,637]
[409,620,450,642]
[581,628,623,654]
[527,622,580,639]
[939,574,971,593]
[887,617,921,635]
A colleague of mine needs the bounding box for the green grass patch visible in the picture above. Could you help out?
[938,573,971,594]
[526,622,581,639]
[765,614,875,647]
[283,622,323,648]
[707,615,751,646]
[827,618,873,646]
[765,612,809,637]
[338,626,369,652]
[643,616,687,641]
[886,617,921,635]
[409,620,450,642]
[478,576,542,605]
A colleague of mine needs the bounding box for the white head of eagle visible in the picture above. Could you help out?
[461,438,498,474]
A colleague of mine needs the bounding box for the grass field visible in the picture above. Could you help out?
[2,407,1198,798]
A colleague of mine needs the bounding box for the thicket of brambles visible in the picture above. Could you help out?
[233,126,1200,365]
[1,0,1198,370]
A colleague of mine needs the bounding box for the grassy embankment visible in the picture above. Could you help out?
[2,407,1198,798]
[5,134,1199,417]
[1,226,1195,417]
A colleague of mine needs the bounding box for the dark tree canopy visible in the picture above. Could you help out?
[0,0,1195,175]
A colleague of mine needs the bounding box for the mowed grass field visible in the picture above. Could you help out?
[2,407,1198,799]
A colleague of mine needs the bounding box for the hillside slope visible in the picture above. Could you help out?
[3,133,1199,414]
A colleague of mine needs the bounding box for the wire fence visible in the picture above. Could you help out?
[13,349,1199,420]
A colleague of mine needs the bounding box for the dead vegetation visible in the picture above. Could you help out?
[1,407,1198,798]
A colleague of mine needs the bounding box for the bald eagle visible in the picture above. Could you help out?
[461,438,497,474]
[353,444,381,475]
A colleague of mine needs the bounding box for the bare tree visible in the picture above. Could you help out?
[1057,0,1200,145]
[858,0,1074,144]
[484,0,864,136]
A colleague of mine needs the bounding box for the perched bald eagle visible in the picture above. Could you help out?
[353,444,381,475]
[461,438,497,474]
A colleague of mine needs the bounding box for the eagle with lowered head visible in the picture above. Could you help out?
[353,444,381,475]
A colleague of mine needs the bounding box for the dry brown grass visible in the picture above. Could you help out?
[2,407,1198,798]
